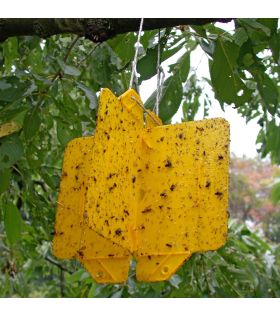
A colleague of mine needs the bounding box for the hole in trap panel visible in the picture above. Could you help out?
[161,265,169,275]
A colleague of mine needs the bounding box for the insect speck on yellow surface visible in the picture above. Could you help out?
[52,88,230,283]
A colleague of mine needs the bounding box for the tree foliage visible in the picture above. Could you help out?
[230,156,280,222]
[0,18,280,297]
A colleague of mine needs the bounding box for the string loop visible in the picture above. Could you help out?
[154,29,165,116]
[130,22,164,122]
[129,18,144,90]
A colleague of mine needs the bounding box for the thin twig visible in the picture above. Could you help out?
[40,164,61,170]
[64,36,80,63]
[30,35,80,110]
[0,244,10,252]
[33,180,48,193]
[60,268,65,297]
[76,42,101,68]
[201,255,211,294]
[203,254,243,297]
[12,165,24,178]
[45,255,73,274]
[51,35,80,82]
[131,96,161,126]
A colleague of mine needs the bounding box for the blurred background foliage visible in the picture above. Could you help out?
[0,18,280,297]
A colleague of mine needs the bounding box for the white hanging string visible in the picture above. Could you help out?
[154,29,165,116]
[129,21,164,126]
[129,18,144,89]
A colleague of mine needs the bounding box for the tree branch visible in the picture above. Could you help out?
[0,18,233,43]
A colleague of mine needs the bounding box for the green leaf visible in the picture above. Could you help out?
[3,37,18,72]
[242,53,255,67]
[250,232,271,252]
[145,74,183,123]
[90,44,117,87]
[141,29,165,50]
[162,43,185,61]
[4,203,23,245]
[108,30,158,69]
[256,74,279,114]
[0,104,29,124]
[259,121,280,164]
[41,170,60,190]
[199,39,215,57]
[0,77,32,103]
[23,107,41,139]
[61,90,77,113]
[269,32,280,64]
[56,120,79,147]
[88,283,97,298]
[190,25,207,38]
[137,47,158,82]
[65,269,85,283]
[108,33,137,68]
[145,51,190,122]
[0,134,23,169]
[210,39,251,107]
[77,83,98,109]
[57,59,81,77]
[176,52,191,82]
[111,288,123,298]
[257,18,278,34]
[239,19,271,36]
[182,96,200,122]
[137,31,184,82]
[0,168,11,194]
[272,182,280,205]
[233,28,248,47]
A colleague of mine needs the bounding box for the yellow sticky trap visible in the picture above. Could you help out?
[52,88,229,283]
[135,119,229,281]
[85,89,145,253]
[52,136,130,283]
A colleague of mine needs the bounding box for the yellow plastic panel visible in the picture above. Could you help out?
[81,257,131,283]
[136,119,229,255]
[85,89,145,252]
[136,253,191,282]
[77,227,131,282]
[77,227,130,259]
[52,133,130,283]
[52,136,94,259]
[135,118,229,281]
